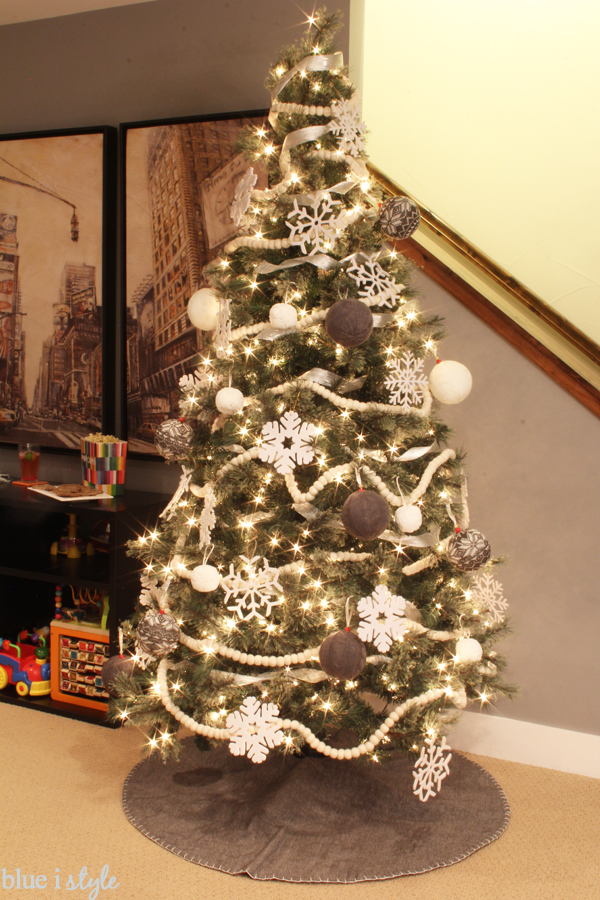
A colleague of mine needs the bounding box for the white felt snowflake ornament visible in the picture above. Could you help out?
[226,696,284,764]
[330,99,367,156]
[221,555,284,620]
[384,350,428,411]
[470,571,508,624]
[347,258,402,308]
[230,167,258,226]
[286,193,341,255]
[258,410,317,475]
[413,736,452,802]
[357,584,408,652]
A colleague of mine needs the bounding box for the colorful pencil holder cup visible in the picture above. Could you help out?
[81,438,127,496]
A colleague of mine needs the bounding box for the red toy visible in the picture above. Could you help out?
[0,638,51,697]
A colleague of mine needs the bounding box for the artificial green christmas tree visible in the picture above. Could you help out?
[111,9,513,800]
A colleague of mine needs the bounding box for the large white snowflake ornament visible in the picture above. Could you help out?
[347,258,402,308]
[230,167,258,227]
[470,571,508,625]
[330,99,367,156]
[357,584,408,652]
[221,555,284,620]
[413,736,452,802]
[226,696,284,764]
[286,193,341,255]
[384,350,428,411]
[258,410,317,475]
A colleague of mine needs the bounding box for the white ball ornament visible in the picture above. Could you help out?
[429,360,472,404]
[395,504,422,533]
[269,303,298,330]
[455,637,483,663]
[187,288,220,331]
[215,387,244,416]
[190,564,221,593]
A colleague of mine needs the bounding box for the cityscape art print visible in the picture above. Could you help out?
[0,127,115,450]
[122,111,267,455]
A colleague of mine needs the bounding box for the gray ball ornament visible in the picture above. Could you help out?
[154,418,194,460]
[319,629,367,680]
[447,529,491,572]
[101,654,135,696]
[341,489,390,541]
[324,299,373,348]
[379,196,421,240]
[135,610,180,658]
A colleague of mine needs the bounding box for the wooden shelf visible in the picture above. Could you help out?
[0,485,168,724]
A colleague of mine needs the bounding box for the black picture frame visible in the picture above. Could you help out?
[119,110,268,458]
[0,126,117,453]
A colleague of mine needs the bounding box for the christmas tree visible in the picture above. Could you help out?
[110,9,514,800]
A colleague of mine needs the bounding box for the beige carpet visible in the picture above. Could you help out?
[2,704,598,900]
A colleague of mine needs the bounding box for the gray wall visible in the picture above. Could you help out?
[414,270,600,736]
[2,0,598,737]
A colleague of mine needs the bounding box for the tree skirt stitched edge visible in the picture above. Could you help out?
[122,738,510,883]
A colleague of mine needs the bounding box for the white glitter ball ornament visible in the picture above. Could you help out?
[455,637,483,663]
[395,504,422,533]
[215,387,244,415]
[187,288,220,331]
[269,303,297,329]
[429,360,472,404]
[190,564,221,592]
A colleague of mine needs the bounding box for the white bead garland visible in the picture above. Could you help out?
[157,663,454,760]
[271,378,433,418]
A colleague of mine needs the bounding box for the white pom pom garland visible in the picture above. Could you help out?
[187,288,220,331]
[429,360,472,404]
[190,564,221,593]
[215,387,245,415]
[269,303,298,329]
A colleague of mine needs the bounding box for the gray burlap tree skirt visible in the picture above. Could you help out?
[122,738,509,882]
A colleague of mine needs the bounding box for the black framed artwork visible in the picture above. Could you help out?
[120,110,268,456]
[0,126,117,451]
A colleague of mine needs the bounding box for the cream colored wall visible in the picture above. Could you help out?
[352,0,600,348]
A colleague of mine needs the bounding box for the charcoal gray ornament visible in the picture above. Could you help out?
[447,529,491,572]
[154,418,194,459]
[101,654,135,696]
[136,610,180,658]
[319,630,367,680]
[325,299,373,348]
[379,196,420,240]
[341,489,390,541]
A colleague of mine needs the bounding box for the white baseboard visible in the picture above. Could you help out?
[448,712,600,779]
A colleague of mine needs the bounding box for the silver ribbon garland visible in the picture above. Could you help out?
[378,529,440,548]
[270,52,344,105]
[292,181,358,206]
[256,245,397,277]
[280,124,332,173]
[397,442,437,461]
